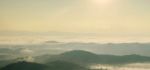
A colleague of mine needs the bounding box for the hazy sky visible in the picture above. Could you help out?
[0,0,150,43]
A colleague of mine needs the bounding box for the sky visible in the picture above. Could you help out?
[0,0,150,43]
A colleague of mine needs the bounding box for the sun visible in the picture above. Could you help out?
[92,0,114,6]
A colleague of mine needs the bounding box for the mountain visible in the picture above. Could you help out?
[0,61,48,70]
[41,50,150,65]
[60,50,99,61]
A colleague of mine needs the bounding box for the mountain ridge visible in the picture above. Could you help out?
[39,50,150,65]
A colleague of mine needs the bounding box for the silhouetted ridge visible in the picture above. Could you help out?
[0,61,48,70]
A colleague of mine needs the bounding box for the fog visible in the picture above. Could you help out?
[90,63,150,70]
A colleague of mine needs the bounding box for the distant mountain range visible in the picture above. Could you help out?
[53,42,150,56]
[36,50,150,65]
[1,42,150,56]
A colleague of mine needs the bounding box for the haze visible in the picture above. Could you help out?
[0,0,150,43]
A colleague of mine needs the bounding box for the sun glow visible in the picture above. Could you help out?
[92,0,114,6]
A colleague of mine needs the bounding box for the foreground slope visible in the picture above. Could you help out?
[0,61,48,70]
[0,61,89,70]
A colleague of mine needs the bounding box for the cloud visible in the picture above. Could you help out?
[20,48,34,55]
